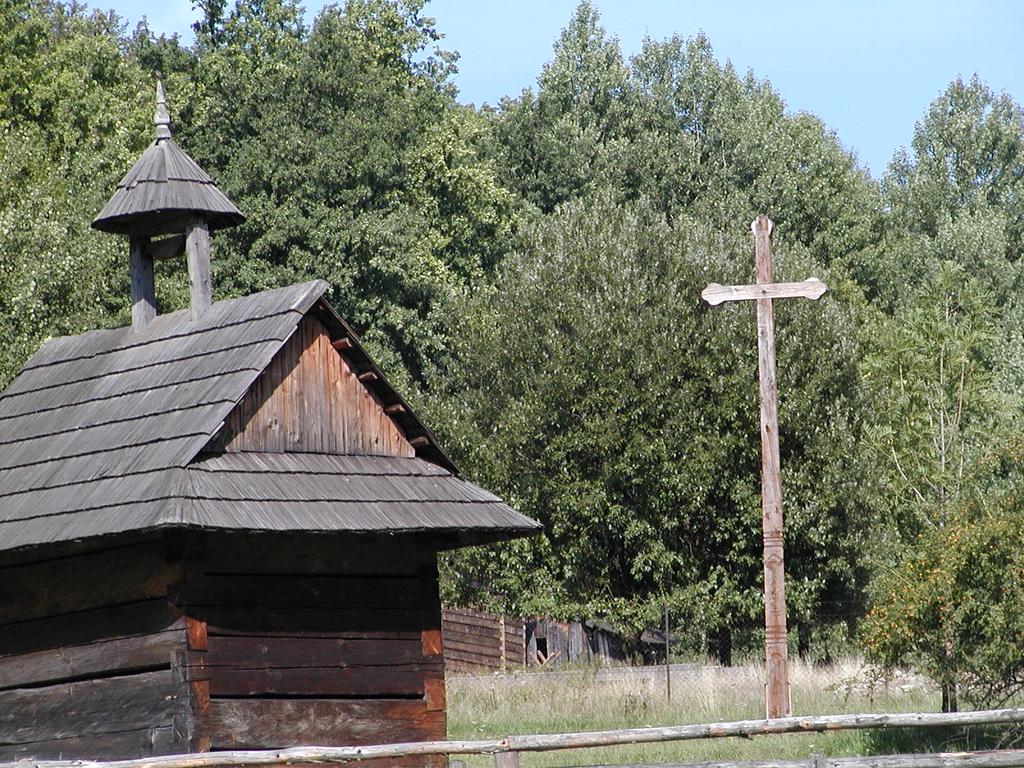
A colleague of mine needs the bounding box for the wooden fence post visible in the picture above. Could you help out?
[494,751,519,768]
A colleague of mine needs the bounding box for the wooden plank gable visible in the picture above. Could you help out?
[213,315,414,458]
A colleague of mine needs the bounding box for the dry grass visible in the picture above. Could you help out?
[446,659,951,766]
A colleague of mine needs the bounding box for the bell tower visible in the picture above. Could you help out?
[92,80,244,330]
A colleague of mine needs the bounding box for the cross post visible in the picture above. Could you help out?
[701,215,826,719]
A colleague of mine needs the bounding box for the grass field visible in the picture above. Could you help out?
[445,659,996,766]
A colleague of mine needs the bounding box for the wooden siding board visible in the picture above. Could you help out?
[195,533,423,576]
[0,285,322,554]
[0,669,186,745]
[200,699,445,749]
[0,630,183,690]
[181,574,423,610]
[0,276,536,554]
[194,606,426,635]
[0,726,178,761]
[0,599,183,657]
[0,540,176,624]
[201,636,424,667]
[219,315,414,458]
[442,608,527,672]
[200,666,431,697]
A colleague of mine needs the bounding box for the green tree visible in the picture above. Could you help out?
[0,0,154,387]
[861,262,1021,710]
[180,0,515,385]
[863,263,1007,536]
[885,76,1024,262]
[429,193,873,650]
[861,79,1024,711]
[865,443,1024,709]
[492,1,630,213]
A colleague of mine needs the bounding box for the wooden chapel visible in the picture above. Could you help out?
[0,82,539,763]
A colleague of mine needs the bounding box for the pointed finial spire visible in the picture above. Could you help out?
[155,77,171,141]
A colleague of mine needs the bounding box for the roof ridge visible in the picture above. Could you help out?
[16,280,328,373]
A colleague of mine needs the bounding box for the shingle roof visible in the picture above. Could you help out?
[0,281,539,555]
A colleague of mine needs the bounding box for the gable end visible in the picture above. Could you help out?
[211,315,414,458]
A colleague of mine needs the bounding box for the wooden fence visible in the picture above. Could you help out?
[442,607,525,672]
[6,707,1024,768]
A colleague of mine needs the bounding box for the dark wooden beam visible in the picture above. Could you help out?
[331,338,353,351]
[383,404,406,415]
[409,436,429,448]
[357,371,378,383]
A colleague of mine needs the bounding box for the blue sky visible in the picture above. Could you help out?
[109,0,1023,177]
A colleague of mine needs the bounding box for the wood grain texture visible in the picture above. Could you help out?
[194,533,422,576]
[0,540,177,626]
[0,599,183,657]
[0,726,178,761]
[202,636,424,667]
[701,278,826,306]
[186,218,212,321]
[200,699,445,749]
[8,710,1024,768]
[0,669,186,745]
[217,315,414,457]
[171,535,445,756]
[443,608,525,671]
[178,574,423,609]
[129,236,157,331]
[199,665,433,697]
[751,215,790,719]
[0,630,182,690]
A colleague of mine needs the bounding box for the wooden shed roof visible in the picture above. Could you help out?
[0,280,539,555]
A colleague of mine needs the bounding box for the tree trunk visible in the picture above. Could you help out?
[941,682,958,713]
[709,626,732,667]
[797,621,811,661]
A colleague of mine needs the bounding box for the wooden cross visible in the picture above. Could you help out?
[701,215,826,719]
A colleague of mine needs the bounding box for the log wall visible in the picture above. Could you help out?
[177,532,446,767]
[0,538,188,761]
[0,533,447,768]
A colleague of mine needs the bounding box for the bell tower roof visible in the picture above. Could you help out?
[91,80,244,238]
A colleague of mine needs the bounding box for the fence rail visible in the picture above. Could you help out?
[5,708,1024,768]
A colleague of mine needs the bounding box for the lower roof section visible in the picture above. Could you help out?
[0,452,540,556]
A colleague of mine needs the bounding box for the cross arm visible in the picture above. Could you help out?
[701,278,827,306]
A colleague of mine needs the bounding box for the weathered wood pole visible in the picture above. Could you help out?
[186,216,212,320]
[752,214,789,718]
[129,235,156,330]
[664,601,672,701]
